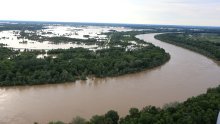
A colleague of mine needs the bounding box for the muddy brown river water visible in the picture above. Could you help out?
[0,33,220,124]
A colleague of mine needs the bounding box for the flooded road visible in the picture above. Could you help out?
[0,33,220,124]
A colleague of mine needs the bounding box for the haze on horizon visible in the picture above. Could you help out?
[0,0,220,26]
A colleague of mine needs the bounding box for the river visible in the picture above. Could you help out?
[0,33,220,124]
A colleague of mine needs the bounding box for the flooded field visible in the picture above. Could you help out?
[0,26,135,50]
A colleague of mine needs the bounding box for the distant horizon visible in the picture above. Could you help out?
[1,19,220,28]
[1,0,219,27]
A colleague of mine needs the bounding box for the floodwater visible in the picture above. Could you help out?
[0,26,138,50]
[0,30,98,50]
[0,33,220,124]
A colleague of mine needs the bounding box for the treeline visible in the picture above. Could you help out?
[0,45,169,86]
[47,85,220,124]
[19,31,100,45]
[0,46,17,60]
[0,23,44,31]
[155,33,220,61]
[104,31,148,48]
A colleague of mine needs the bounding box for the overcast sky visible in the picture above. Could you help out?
[1,0,220,26]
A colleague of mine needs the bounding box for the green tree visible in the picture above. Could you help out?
[105,110,119,124]
[90,115,106,124]
[70,116,87,124]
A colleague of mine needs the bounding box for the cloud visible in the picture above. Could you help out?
[0,0,219,26]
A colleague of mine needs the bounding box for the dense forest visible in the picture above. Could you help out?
[0,44,169,86]
[155,33,220,61]
[46,85,220,124]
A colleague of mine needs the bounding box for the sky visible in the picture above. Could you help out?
[0,0,220,26]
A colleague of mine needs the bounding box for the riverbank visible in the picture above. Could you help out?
[155,33,220,61]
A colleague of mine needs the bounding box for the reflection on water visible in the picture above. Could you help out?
[0,33,220,124]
